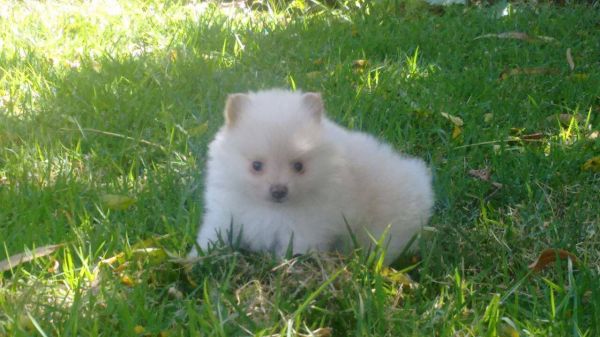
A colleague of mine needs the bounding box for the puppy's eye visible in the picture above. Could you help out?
[292,161,304,173]
[252,161,263,172]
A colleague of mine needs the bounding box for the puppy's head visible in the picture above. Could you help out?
[218,89,338,205]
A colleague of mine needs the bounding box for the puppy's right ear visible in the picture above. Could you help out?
[301,92,324,123]
[225,93,250,128]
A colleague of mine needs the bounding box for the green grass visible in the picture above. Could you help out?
[1,0,599,336]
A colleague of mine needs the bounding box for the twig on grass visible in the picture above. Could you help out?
[60,127,168,152]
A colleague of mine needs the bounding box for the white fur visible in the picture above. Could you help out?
[190,89,434,264]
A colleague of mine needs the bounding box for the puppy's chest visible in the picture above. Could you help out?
[237,204,343,244]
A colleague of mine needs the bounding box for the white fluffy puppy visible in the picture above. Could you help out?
[190,89,433,264]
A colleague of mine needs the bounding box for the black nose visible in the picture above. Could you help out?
[270,184,288,201]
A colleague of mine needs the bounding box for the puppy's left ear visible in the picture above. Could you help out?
[302,92,324,122]
[224,93,250,128]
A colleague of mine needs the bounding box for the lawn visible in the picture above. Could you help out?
[0,0,599,336]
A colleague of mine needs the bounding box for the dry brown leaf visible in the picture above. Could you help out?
[520,132,545,141]
[528,248,578,272]
[468,168,491,181]
[566,48,575,71]
[0,244,63,272]
[507,132,546,145]
[500,67,560,80]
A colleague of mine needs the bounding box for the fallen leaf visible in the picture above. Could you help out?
[0,244,63,272]
[440,112,464,126]
[500,67,560,80]
[528,248,578,272]
[352,59,368,69]
[581,156,600,172]
[134,325,145,334]
[114,262,128,273]
[474,31,556,43]
[566,48,574,71]
[100,252,125,266]
[120,275,135,286]
[468,168,491,181]
[47,259,60,274]
[100,194,136,210]
[507,132,546,145]
[452,125,463,139]
[588,131,599,140]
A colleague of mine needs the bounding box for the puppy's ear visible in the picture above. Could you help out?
[301,92,324,122]
[224,93,250,127]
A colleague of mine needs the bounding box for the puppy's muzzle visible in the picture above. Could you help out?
[269,184,288,202]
